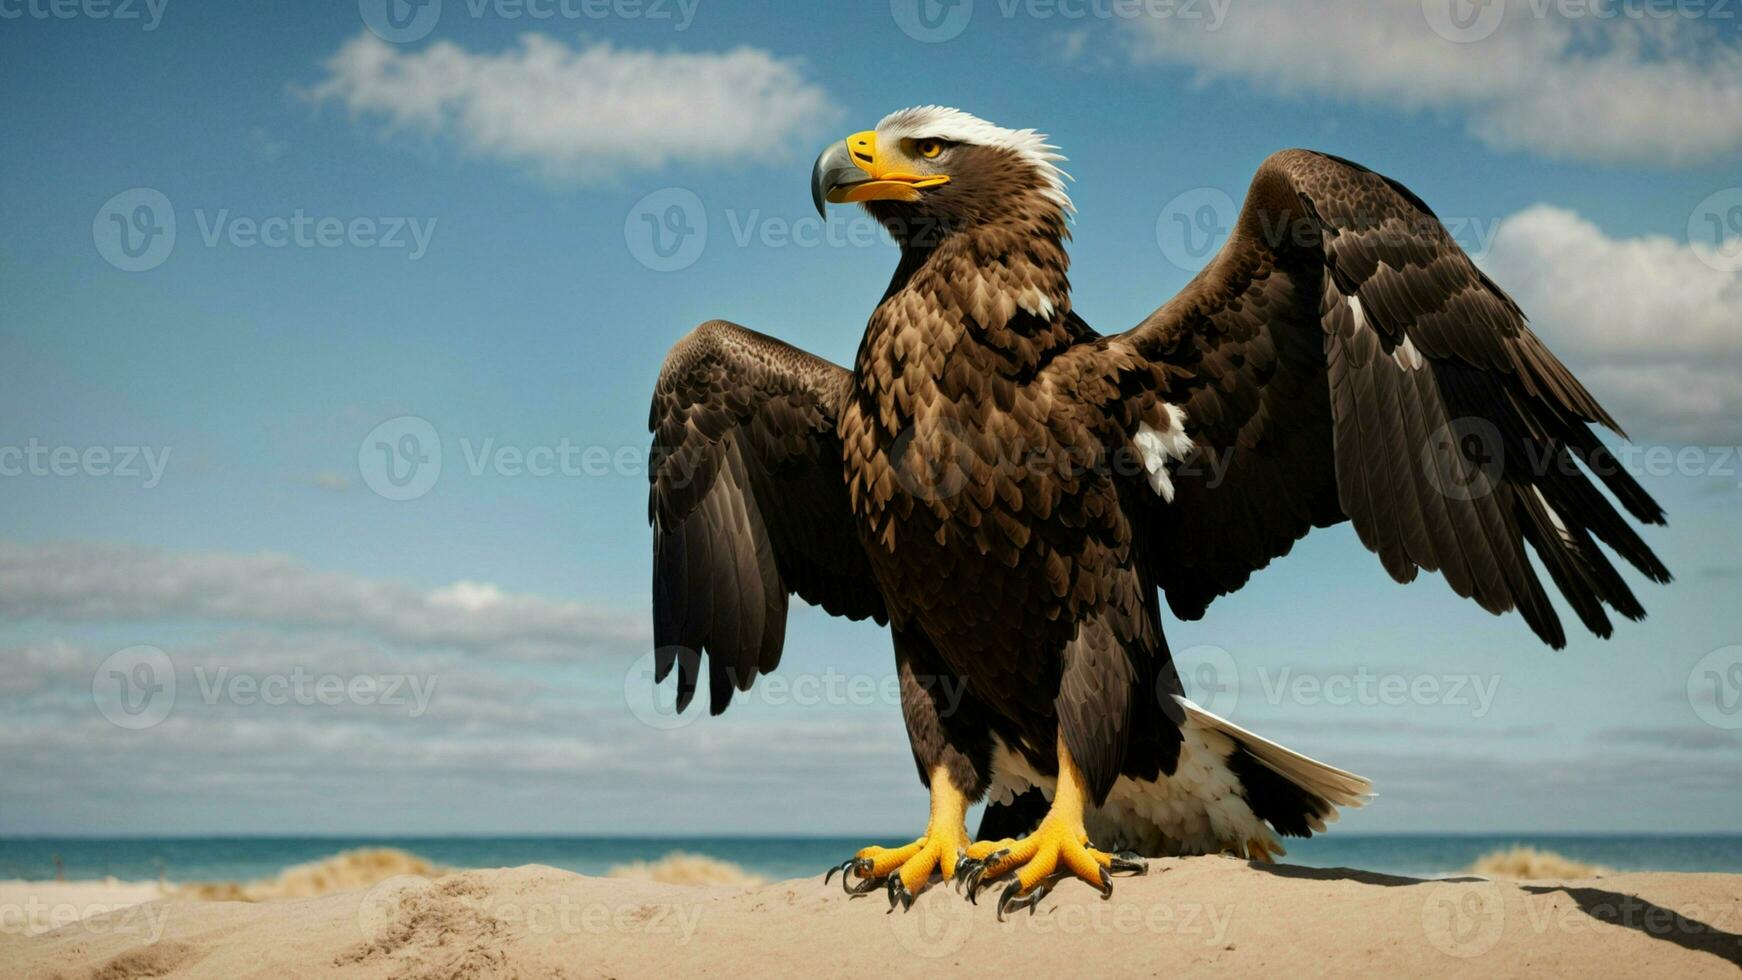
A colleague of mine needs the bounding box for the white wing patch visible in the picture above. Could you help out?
[1134,404,1193,502]
[1015,288,1054,320]
[1533,486,1578,546]
[1349,293,1426,371]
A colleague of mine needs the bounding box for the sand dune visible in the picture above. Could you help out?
[170,848,449,902]
[1466,845,1614,880]
[606,852,766,887]
[5,857,1740,978]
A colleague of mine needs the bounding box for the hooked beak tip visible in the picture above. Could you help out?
[810,140,859,219]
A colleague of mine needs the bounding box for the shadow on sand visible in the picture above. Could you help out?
[1245,862,1742,968]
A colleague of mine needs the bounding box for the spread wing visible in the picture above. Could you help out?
[1061,150,1668,648]
[648,320,885,713]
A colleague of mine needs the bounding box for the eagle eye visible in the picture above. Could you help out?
[914,138,945,160]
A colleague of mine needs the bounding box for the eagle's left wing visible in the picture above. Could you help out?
[1053,150,1669,647]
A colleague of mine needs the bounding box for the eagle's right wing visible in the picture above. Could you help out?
[1049,150,1668,648]
[649,320,886,714]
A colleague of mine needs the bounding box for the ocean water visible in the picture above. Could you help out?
[4,834,1742,883]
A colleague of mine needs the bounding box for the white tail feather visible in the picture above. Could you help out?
[986,701,1374,858]
[1174,696,1374,809]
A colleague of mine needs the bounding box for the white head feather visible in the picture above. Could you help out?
[875,105,1074,214]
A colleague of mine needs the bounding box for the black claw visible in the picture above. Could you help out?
[825,858,850,886]
[952,859,974,893]
[833,857,881,896]
[996,880,1049,922]
[1098,864,1113,899]
[885,875,915,911]
[964,848,1010,904]
[1108,850,1147,876]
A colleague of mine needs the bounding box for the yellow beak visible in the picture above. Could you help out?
[811,131,951,215]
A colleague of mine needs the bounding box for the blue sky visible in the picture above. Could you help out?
[2,0,1740,837]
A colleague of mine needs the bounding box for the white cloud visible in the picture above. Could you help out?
[1480,204,1742,443]
[0,540,646,661]
[1128,0,1742,165]
[305,31,838,180]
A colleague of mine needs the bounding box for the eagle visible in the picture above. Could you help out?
[646,106,1669,917]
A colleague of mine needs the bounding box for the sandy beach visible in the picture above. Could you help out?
[5,857,1739,978]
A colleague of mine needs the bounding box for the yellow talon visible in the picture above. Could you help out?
[825,766,969,908]
[960,736,1146,916]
